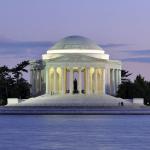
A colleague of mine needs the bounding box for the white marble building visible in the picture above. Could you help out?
[30,36,121,97]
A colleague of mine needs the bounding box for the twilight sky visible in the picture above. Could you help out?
[0,0,150,80]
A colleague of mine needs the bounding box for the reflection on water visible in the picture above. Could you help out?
[0,115,150,150]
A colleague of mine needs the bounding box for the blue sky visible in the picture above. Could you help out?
[0,0,150,80]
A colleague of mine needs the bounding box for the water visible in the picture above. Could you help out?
[0,115,150,150]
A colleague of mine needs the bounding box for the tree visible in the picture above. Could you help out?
[133,75,150,105]
[117,80,134,99]
[12,78,31,99]
[0,66,10,104]
[133,75,146,98]
[116,69,133,98]
[121,69,132,83]
[117,73,150,105]
[0,61,31,105]
[11,60,29,79]
[11,61,30,99]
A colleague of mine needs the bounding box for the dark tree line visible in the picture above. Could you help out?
[117,70,150,105]
[0,61,31,105]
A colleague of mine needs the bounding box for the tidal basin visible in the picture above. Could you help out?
[0,115,150,150]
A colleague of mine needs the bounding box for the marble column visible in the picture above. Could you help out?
[35,69,38,94]
[69,68,73,94]
[111,69,115,95]
[54,67,57,94]
[37,69,40,93]
[94,68,98,94]
[78,68,82,94]
[116,69,119,91]
[39,70,41,92]
[102,68,106,95]
[61,67,65,94]
[30,69,35,95]
[38,69,41,93]
[46,67,49,94]
[30,69,33,93]
[106,68,111,94]
[118,69,121,85]
[84,69,86,94]
[33,69,36,95]
[64,68,67,93]
[30,70,33,85]
[86,67,90,94]
[114,69,117,92]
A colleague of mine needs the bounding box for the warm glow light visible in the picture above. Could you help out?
[42,49,109,60]
[57,67,61,74]
[47,49,104,54]
[49,67,54,73]
[90,67,95,74]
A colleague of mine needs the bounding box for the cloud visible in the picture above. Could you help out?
[0,40,128,59]
[1,39,147,65]
[122,49,150,63]
[0,41,53,53]
[100,43,128,48]
[0,37,128,57]
[122,57,150,63]
[124,49,150,56]
[0,41,53,60]
[0,41,52,48]
[0,35,13,42]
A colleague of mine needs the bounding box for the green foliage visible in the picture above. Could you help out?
[11,61,29,79]
[117,72,150,105]
[117,81,134,99]
[121,69,132,83]
[0,61,31,105]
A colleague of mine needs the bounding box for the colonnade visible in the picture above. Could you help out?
[46,67,106,95]
[31,67,121,96]
[30,69,43,95]
[110,69,121,95]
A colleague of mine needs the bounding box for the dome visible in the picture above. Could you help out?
[42,35,109,60]
[50,35,103,50]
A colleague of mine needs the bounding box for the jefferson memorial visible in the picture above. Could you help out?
[30,35,121,97]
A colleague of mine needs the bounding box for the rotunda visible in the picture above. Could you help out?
[30,35,121,96]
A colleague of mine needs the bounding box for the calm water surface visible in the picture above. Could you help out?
[0,115,150,150]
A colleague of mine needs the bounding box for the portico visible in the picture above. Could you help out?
[45,66,108,95]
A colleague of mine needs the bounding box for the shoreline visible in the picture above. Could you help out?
[0,106,150,115]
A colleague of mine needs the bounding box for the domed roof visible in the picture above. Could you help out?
[50,35,103,50]
[43,35,109,60]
